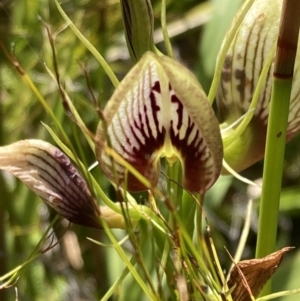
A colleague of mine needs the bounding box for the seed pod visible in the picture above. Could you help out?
[96,52,223,193]
[218,0,300,172]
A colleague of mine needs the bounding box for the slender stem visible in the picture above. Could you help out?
[181,190,196,236]
[256,0,300,295]
[166,159,183,204]
[161,0,174,58]
[0,85,8,301]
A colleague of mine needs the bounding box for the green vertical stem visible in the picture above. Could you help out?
[161,0,174,58]
[181,190,196,237]
[255,0,300,296]
[166,159,183,205]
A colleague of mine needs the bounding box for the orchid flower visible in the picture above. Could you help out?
[95,52,223,193]
[218,0,300,173]
[0,51,223,228]
[0,140,132,229]
[2,0,299,231]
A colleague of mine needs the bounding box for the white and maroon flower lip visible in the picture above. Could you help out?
[217,0,300,173]
[96,52,223,193]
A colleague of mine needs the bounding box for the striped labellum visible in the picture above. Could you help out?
[96,52,222,193]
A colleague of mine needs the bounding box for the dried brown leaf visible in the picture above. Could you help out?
[227,247,293,301]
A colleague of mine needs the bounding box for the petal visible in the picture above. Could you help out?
[159,55,223,192]
[96,52,223,193]
[0,140,101,228]
[96,54,167,191]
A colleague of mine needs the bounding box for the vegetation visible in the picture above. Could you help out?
[1,0,300,300]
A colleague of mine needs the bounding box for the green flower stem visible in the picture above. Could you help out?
[166,160,198,237]
[181,190,197,237]
[101,219,159,301]
[256,0,300,296]
[161,0,174,58]
[166,159,183,204]
[256,79,290,288]
[0,48,7,301]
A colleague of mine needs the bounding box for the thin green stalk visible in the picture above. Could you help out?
[256,0,300,296]
[195,194,204,251]
[256,78,291,294]
[166,159,183,205]
[0,86,7,301]
[181,190,196,237]
[166,160,198,238]
[229,199,253,276]
[161,0,174,58]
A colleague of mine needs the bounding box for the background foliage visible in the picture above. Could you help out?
[1,0,300,300]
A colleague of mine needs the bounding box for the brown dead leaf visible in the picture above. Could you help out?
[227,247,293,301]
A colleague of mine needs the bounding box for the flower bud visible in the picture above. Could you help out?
[0,140,101,228]
[120,0,155,61]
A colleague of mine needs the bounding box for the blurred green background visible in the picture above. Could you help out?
[1,0,300,300]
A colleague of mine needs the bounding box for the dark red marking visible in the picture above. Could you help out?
[114,80,166,191]
[169,88,209,192]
